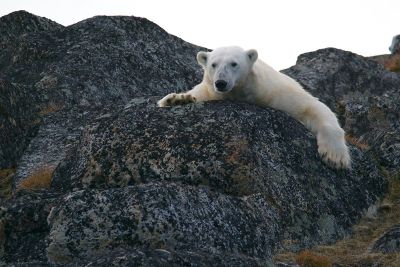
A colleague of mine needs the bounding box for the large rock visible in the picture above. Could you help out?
[0,12,204,106]
[0,10,205,184]
[47,99,386,263]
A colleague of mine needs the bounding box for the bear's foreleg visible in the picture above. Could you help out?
[158,83,217,107]
[300,101,351,169]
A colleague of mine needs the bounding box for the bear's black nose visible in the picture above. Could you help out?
[215,80,227,91]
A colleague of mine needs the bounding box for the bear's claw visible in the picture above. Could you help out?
[158,93,196,107]
[318,140,351,169]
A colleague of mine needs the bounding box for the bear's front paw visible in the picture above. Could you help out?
[317,128,351,169]
[318,141,351,169]
[157,93,197,107]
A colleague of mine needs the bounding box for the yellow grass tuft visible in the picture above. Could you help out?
[295,250,332,267]
[18,166,54,190]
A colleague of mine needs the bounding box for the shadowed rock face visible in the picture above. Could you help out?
[0,10,396,266]
[0,80,39,169]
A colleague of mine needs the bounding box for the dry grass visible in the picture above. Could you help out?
[385,54,400,72]
[295,250,332,267]
[274,172,400,266]
[345,135,370,150]
[18,166,54,190]
[0,168,15,198]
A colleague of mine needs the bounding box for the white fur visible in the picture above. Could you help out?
[158,46,351,169]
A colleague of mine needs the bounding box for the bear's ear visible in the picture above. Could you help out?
[197,51,208,67]
[246,49,258,64]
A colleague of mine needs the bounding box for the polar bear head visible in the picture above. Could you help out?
[197,46,258,93]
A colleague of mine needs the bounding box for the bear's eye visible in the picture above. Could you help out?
[231,62,238,67]
[211,63,217,68]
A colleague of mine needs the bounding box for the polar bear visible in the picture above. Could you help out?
[158,46,351,169]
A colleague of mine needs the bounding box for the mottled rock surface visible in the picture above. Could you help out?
[47,99,386,264]
[61,247,271,267]
[0,10,205,185]
[0,10,63,50]
[0,190,60,263]
[371,224,400,253]
[0,10,397,267]
[0,79,39,169]
[47,183,278,265]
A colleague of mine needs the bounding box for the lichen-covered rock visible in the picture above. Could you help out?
[12,108,109,186]
[62,247,272,267]
[47,183,278,265]
[0,79,39,169]
[0,12,204,108]
[370,224,400,253]
[282,48,400,172]
[0,190,60,263]
[0,10,63,49]
[49,99,386,262]
[0,10,205,184]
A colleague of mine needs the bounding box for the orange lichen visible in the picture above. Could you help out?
[345,135,370,150]
[18,166,54,190]
[38,102,64,116]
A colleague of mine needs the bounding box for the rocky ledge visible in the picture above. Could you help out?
[0,10,399,266]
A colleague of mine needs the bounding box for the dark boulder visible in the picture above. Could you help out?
[0,10,205,185]
[49,99,386,263]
